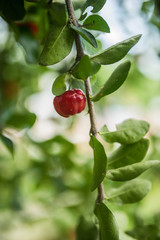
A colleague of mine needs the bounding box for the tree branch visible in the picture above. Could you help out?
[64,0,105,204]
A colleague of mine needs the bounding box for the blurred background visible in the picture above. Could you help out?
[0,0,160,239]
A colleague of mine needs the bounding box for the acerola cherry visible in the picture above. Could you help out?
[53,89,86,118]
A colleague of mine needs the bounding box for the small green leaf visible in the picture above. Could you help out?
[71,25,97,48]
[39,24,74,66]
[6,112,36,129]
[99,119,150,144]
[52,73,67,96]
[0,134,14,156]
[107,179,151,204]
[49,2,67,26]
[72,55,91,80]
[94,202,119,240]
[91,61,131,101]
[108,139,149,169]
[106,160,160,181]
[82,0,107,14]
[0,0,25,21]
[83,15,110,33]
[90,135,107,191]
[91,34,142,65]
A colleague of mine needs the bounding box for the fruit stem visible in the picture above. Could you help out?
[65,0,105,204]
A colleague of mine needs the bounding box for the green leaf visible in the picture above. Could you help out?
[94,202,119,240]
[52,73,67,96]
[6,112,36,129]
[39,24,74,66]
[99,119,150,144]
[76,216,98,240]
[0,134,14,156]
[82,38,102,55]
[90,135,107,191]
[71,25,97,48]
[82,0,107,14]
[71,78,85,92]
[106,160,160,181]
[141,1,154,14]
[0,0,25,21]
[91,34,142,65]
[72,55,91,80]
[83,14,110,33]
[108,139,149,169]
[91,61,131,101]
[107,179,151,204]
[90,62,101,75]
[49,2,67,26]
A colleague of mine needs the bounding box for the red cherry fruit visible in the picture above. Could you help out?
[53,89,86,118]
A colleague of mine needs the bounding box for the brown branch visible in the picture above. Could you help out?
[64,0,105,205]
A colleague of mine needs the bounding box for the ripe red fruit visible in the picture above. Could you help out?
[53,89,86,118]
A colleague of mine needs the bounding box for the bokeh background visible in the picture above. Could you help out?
[0,0,160,239]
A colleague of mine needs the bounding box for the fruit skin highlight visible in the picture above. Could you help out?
[53,89,86,117]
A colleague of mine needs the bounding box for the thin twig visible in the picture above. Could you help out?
[65,0,105,205]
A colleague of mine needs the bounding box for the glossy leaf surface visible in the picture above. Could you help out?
[107,179,151,204]
[82,0,107,14]
[91,61,131,101]
[99,119,150,144]
[71,25,97,48]
[52,73,67,96]
[108,139,149,169]
[72,55,91,80]
[39,24,74,66]
[94,202,119,240]
[49,2,67,26]
[83,15,110,32]
[91,34,142,65]
[106,160,160,181]
[90,136,107,191]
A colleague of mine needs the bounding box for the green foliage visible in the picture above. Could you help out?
[94,202,119,240]
[107,179,151,204]
[0,133,14,156]
[91,34,142,65]
[0,0,158,239]
[90,135,107,191]
[99,118,150,144]
[81,0,107,14]
[39,24,74,65]
[72,55,92,80]
[71,25,98,48]
[91,61,131,101]
[6,112,36,129]
[52,73,67,96]
[106,160,160,181]
[126,214,160,240]
[48,2,67,26]
[108,139,149,169]
[83,14,110,32]
[0,0,25,21]
[76,216,98,240]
